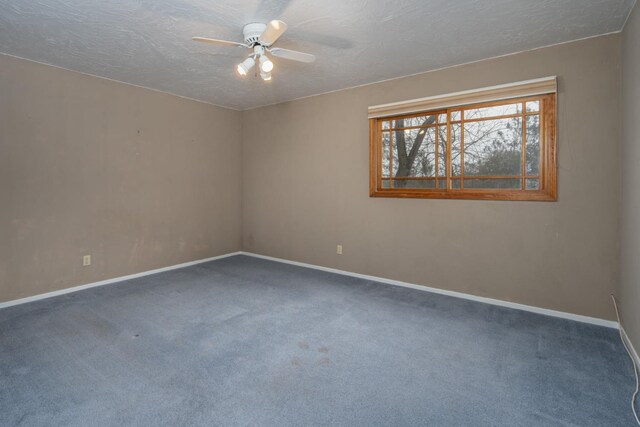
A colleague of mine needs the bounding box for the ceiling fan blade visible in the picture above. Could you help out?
[259,20,288,46]
[192,37,246,48]
[269,48,316,63]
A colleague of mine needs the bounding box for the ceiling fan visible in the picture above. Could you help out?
[193,20,316,81]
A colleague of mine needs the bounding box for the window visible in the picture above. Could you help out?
[369,79,557,201]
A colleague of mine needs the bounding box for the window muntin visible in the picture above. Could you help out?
[370,94,556,201]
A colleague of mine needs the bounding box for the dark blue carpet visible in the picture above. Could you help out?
[0,255,635,426]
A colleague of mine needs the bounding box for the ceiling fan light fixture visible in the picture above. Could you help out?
[236,56,255,76]
[259,55,274,73]
[193,20,316,82]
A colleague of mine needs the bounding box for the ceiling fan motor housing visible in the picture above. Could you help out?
[242,23,267,45]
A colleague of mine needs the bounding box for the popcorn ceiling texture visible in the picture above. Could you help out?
[0,0,635,109]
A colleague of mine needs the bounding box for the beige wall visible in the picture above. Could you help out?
[242,35,621,320]
[0,34,625,323]
[621,3,640,348]
[0,54,242,303]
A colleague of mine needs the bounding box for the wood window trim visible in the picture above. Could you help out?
[369,94,557,201]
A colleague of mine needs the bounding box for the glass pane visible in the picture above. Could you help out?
[381,178,391,188]
[382,132,390,177]
[463,117,522,177]
[526,115,540,175]
[451,111,461,122]
[464,102,520,120]
[392,179,436,189]
[412,127,436,177]
[437,125,447,179]
[390,132,398,176]
[388,125,442,188]
[450,178,461,189]
[437,113,447,123]
[465,179,521,189]
[381,120,390,130]
[525,178,539,190]
[393,115,437,128]
[450,123,461,177]
[526,101,540,112]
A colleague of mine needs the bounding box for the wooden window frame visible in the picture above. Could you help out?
[369,94,557,201]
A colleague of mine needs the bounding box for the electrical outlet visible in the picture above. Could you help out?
[82,255,91,266]
[336,245,343,255]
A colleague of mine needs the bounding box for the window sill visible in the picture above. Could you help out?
[369,189,557,201]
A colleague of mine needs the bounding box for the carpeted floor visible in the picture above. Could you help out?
[0,255,636,426]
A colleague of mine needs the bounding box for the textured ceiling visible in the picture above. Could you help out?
[0,0,635,110]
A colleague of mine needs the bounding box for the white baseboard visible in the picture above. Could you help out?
[0,250,620,330]
[240,251,619,329]
[0,251,242,310]
[621,327,640,369]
